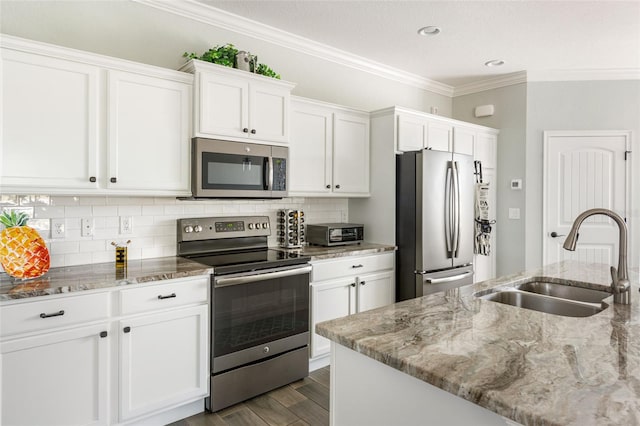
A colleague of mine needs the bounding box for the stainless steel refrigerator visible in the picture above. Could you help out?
[396,149,474,301]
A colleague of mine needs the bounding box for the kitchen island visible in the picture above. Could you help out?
[316,261,640,425]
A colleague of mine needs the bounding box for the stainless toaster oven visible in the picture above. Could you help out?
[306,223,364,246]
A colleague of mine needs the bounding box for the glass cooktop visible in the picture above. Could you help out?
[185,249,310,275]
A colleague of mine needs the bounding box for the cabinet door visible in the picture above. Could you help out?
[310,278,356,358]
[107,70,191,194]
[1,324,110,426]
[1,50,100,192]
[397,114,427,152]
[119,304,208,421]
[474,132,497,169]
[249,82,290,143]
[357,270,394,313]
[332,112,370,195]
[426,120,452,152]
[453,126,476,156]
[289,101,333,194]
[198,72,249,139]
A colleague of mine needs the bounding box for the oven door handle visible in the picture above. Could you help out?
[214,265,312,288]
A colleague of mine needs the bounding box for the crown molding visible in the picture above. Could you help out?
[133,0,455,97]
[526,68,640,82]
[452,72,528,97]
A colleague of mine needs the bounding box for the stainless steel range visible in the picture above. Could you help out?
[177,216,311,412]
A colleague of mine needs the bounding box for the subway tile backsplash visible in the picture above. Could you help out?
[0,195,348,269]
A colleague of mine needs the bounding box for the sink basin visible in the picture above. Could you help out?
[478,289,606,317]
[514,281,610,304]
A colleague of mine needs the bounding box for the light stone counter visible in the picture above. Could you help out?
[0,257,212,301]
[316,261,640,425]
[273,242,396,261]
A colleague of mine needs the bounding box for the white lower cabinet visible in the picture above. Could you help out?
[0,276,209,426]
[310,253,394,360]
[119,305,208,421]
[1,323,110,426]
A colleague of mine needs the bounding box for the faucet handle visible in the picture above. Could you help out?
[610,266,618,288]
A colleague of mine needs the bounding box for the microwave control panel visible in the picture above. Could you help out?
[273,158,287,191]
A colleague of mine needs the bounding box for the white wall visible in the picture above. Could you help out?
[452,84,528,276]
[525,80,640,270]
[0,195,347,269]
[0,0,452,115]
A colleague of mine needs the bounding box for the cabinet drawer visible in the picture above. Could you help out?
[1,292,110,337]
[311,252,394,282]
[120,276,209,315]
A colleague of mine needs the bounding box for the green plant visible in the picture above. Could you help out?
[255,63,281,79]
[183,44,238,67]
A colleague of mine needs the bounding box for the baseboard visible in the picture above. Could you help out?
[309,354,330,372]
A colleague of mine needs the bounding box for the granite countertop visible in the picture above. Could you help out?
[316,261,640,425]
[0,257,212,302]
[273,242,396,261]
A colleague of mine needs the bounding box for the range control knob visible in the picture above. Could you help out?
[262,223,269,229]
[255,223,261,229]
[184,225,193,233]
[194,225,203,233]
[248,223,254,230]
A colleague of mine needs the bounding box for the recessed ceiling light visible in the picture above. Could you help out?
[484,59,505,67]
[417,26,441,36]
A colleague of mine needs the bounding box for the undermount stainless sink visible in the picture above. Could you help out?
[476,280,610,317]
[514,281,611,304]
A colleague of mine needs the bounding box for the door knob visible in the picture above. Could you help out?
[550,232,566,238]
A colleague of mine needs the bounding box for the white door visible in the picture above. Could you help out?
[107,70,191,194]
[1,50,100,192]
[332,112,370,194]
[310,278,356,358]
[289,100,333,194]
[1,324,110,426]
[249,82,290,143]
[425,120,452,152]
[453,126,475,155]
[119,305,208,421]
[544,131,630,265]
[198,72,249,139]
[356,270,394,313]
[397,113,427,152]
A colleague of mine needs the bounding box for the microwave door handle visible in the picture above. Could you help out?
[263,157,270,190]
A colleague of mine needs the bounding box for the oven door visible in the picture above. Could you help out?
[193,138,288,198]
[212,264,310,373]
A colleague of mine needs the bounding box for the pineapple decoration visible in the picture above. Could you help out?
[0,211,50,279]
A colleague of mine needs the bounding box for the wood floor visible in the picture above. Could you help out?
[170,367,330,426]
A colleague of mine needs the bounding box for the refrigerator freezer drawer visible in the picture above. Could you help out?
[420,266,474,295]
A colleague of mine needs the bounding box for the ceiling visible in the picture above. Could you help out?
[195,0,640,87]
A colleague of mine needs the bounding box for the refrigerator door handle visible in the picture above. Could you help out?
[444,162,454,256]
[452,161,461,257]
[424,271,473,284]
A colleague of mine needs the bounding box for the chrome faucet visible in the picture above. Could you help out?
[563,208,630,304]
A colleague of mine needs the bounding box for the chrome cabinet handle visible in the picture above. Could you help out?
[550,232,566,238]
[157,293,177,300]
[40,310,64,319]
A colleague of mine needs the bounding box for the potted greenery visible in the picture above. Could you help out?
[184,44,281,79]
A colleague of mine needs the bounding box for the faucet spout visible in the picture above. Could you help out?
[562,208,630,304]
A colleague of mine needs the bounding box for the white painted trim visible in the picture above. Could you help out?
[133,0,455,97]
[0,34,193,83]
[542,130,633,266]
[453,71,528,97]
[528,69,640,82]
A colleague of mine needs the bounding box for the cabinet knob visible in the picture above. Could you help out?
[250,129,257,134]
[89,176,97,183]
[100,331,108,338]
[110,177,117,183]
[326,185,331,189]
[335,184,341,189]
[243,128,249,133]
[360,281,366,286]
[350,282,356,287]
[123,326,131,333]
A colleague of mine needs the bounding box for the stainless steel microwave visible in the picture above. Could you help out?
[192,138,288,198]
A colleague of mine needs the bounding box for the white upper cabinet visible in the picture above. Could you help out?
[426,120,453,152]
[182,59,295,145]
[1,49,101,192]
[289,97,370,197]
[397,113,427,152]
[453,125,476,155]
[0,35,193,196]
[107,70,191,193]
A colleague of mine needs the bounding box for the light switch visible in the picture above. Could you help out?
[508,208,521,220]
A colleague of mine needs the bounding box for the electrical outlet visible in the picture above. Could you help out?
[120,216,133,234]
[81,217,94,237]
[50,218,65,239]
